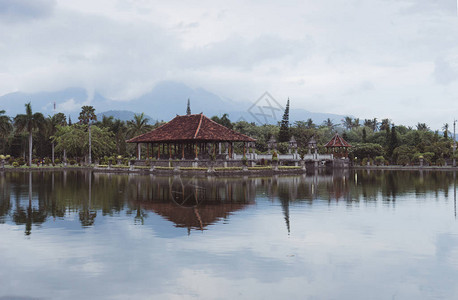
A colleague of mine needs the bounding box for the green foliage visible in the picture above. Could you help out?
[374,156,385,166]
[211,114,233,129]
[349,143,384,159]
[277,142,289,154]
[78,106,97,125]
[12,161,19,167]
[278,99,290,142]
[53,124,115,159]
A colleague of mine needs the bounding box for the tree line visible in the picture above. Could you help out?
[0,102,456,166]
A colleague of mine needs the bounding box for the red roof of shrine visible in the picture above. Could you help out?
[324,133,351,148]
[126,113,256,143]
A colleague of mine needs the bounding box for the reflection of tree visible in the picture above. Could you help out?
[0,173,12,223]
[12,173,47,235]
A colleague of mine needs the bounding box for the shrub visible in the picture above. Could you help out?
[16,157,25,166]
[374,156,385,166]
[55,158,61,164]
[436,157,446,166]
[44,157,51,165]
[69,159,76,165]
[12,162,19,167]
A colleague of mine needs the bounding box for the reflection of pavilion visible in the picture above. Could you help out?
[131,177,256,232]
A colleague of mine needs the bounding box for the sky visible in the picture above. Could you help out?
[1,0,458,130]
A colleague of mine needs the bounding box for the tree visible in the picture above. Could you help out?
[342,116,353,130]
[442,123,449,139]
[380,119,390,131]
[416,123,429,131]
[78,106,97,164]
[322,118,335,130]
[14,103,45,166]
[388,125,398,160]
[306,118,315,129]
[211,114,233,129]
[0,110,12,153]
[53,124,115,159]
[186,99,191,115]
[278,98,290,142]
[47,113,67,163]
[127,113,150,138]
[353,118,360,128]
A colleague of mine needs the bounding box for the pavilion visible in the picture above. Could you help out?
[126,113,256,160]
[325,133,352,158]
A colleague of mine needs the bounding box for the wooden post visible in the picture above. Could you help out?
[243,143,246,157]
[169,144,171,159]
[157,143,161,159]
[137,143,141,160]
[182,143,185,160]
[195,142,198,160]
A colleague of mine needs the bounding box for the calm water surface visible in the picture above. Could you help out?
[0,170,457,299]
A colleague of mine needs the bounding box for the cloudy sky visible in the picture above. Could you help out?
[1,0,458,129]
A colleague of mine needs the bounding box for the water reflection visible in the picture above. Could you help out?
[0,169,457,236]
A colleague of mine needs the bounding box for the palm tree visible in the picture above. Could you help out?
[380,119,391,131]
[322,118,335,130]
[47,113,67,163]
[416,123,429,131]
[442,123,449,139]
[127,113,150,159]
[342,116,353,130]
[78,106,97,164]
[127,113,150,138]
[14,103,45,166]
[0,110,12,153]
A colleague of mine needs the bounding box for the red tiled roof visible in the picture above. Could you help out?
[127,113,256,143]
[324,133,351,148]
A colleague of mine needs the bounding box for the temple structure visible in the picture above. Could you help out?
[127,113,256,160]
[324,133,352,158]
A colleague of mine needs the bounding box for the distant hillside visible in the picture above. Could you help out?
[0,81,349,126]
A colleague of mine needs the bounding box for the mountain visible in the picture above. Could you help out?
[0,81,349,126]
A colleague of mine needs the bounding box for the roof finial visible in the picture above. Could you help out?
[186,98,191,115]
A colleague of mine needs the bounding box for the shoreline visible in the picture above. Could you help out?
[1,165,458,175]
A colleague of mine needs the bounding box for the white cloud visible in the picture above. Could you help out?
[0,0,458,129]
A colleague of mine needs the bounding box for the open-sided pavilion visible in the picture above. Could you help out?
[126,113,256,160]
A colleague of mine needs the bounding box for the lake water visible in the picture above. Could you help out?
[0,170,457,299]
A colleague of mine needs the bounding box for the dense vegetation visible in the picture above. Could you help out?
[0,102,456,166]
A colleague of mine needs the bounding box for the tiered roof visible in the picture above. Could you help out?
[324,133,351,148]
[127,113,255,143]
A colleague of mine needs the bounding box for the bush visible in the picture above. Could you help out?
[436,157,446,166]
[44,157,51,165]
[361,158,369,166]
[374,156,385,166]
[55,158,61,164]
[397,154,410,166]
[12,162,19,167]
[69,159,76,165]
[16,157,25,166]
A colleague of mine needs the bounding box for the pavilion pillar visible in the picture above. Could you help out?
[157,143,161,159]
[137,143,141,160]
[243,143,246,157]
[225,142,228,155]
[195,142,198,160]
[169,144,172,160]
[147,143,150,158]
[231,142,235,159]
[218,143,222,155]
[182,144,185,160]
